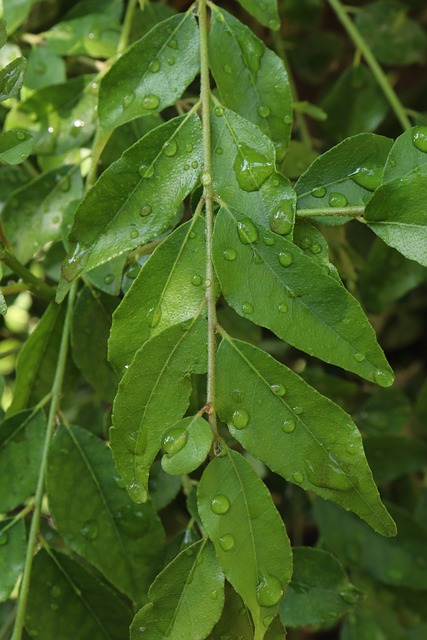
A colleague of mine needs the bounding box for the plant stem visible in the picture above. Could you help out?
[117,0,139,55]
[11,283,77,640]
[0,249,55,300]
[199,0,219,439]
[297,205,364,218]
[327,0,411,131]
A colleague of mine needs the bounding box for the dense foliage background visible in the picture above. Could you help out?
[1,0,427,639]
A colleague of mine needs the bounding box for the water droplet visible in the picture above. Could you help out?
[216,146,224,155]
[145,306,161,328]
[284,114,292,125]
[278,252,293,267]
[104,274,114,285]
[167,37,178,49]
[184,164,190,171]
[142,94,160,110]
[114,475,125,489]
[219,534,235,551]
[282,419,295,434]
[231,389,243,403]
[311,186,326,198]
[269,201,293,235]
[167,56,175,66]
[232,408,249,429]
[214,106,224,117]
[50,585,61,598]
[163,140,177,157]
[412,126,427,153]
[243,36,264,74]
[191,160,199,169]
[234,143,274,192]
[293,406,304,415]
[148,59,160,73]
[140,204,152,217]
[353,352,365,362]
[16,130,26,141]
[139,163,154,178]
[374,369,394,387]
[81,520,98,540]
[223,248,237,261]
[351,166,382,192]
[237,218,259,244]
[210,589,218,600]
[256,575,283,607]
[242,301,254,314]
[223,63,232,74]
[278,303,288,313]
[340,589,359,604]
[185,143,193,152]
[35,62,46,74]
[270,383,286,396]
[189,231,196,239]
[130,229,139,239]
[311,244,322,255]
[0,531,8,545]
[262,234,275,246]
[258,105,271,118]
[211,494,231,515]
[162,426,188,456]
[292,471,304,484]
[191,274,202,286]
[328,192,348,208]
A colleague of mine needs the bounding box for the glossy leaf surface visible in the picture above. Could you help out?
[216,338,396,537]
[207,583,254,639]
[130,540,224,639]
[213,208,393,383]
[42,14,120,57]
[161,415,212,476]
[63,114,202,280]
[0,409,46,512]
[280,547,359,627]
[0,129,33,164]
[25,550,132,640]
[235,0,280,30]
[365,170,427,267]
[71,286,119,401]
[198,450,292,636]
[2,165,82,264]
[47,424,164,602]
[99,13,200,132]
[111,317,207,503]
[315,500,427,589]
[0,56,26,101]
[0,518,26,602]
[109,216,206,371]
[209,8,292,159]
[383,126,427,181]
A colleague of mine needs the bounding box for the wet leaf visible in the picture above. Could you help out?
[42,14,120,58]
[198,449,292,636]
[216,337,396,537]
[0,129,33,164]
[0,518,26,602]
[0,56,26,101]
[235,0,280,30]
[161,415,212,476]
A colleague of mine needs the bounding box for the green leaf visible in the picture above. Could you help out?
[364,436,427,485]
[280,547,359,627]
[0,518,26,602]
[5,75,98,155]
[2,165,83,264]
[86,255,127,297]
[3,0,38,34]
[315,500,427,589]
[63,114,203,281]
[42,14,120,58]
[149,461,182,512]
[0,129,33,164]
[293,219,339,277]
[235,0,280,30]
[207,583,254,639]
[209,8,292,159]
[161,415,212,476]
[98,13,200,133]
[295,133,393,225]
[47,424,164,602]
[198,449,292,636]
[109,216,206,371]
[111,317,207,503]
[216,337,396,537]
[355,388,411,436]
[8,303,66,414]
[365,170,427,267]
[71,286,119,402]
[0,409,47,512]
[0,164,31,207]
[24,46,66,92]
[0,20,6,48]
[0,56,26,101]
[280,140,319,181]
[213,208,393,384]
[130,540,224,639]
[383,126,427,181]
[320,65,389,142]
[25,550,132,640]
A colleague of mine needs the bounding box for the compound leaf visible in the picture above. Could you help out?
[216,337,396,537]
[111,317,207,503]
[198,449,292,637]
[130,540,224,640]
